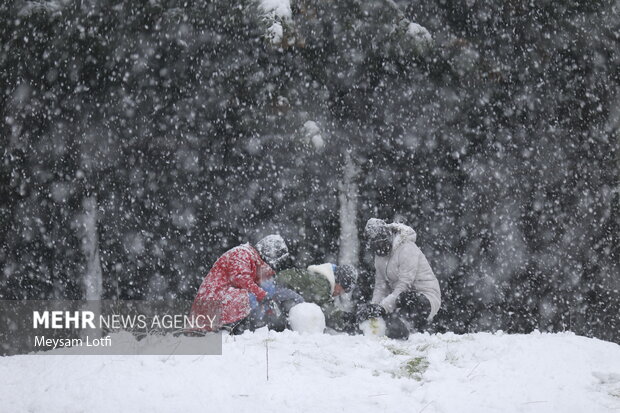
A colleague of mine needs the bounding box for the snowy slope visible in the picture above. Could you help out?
[1,330,619,413]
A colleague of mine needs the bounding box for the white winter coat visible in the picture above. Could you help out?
[371,223,441,320]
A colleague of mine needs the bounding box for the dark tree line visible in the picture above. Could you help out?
[1,0,618,342]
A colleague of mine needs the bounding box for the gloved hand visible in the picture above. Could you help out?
[260,279,277,298]
[248,292,267,328]
[367,303,387,318]
[357,303,386,321]
[262,297,280,317]
[272,287,304,306]
[248,292,260,310]
[247,296,283,331]
[262,298,286,331]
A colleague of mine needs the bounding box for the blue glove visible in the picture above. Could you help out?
[248,292,259,310]
[272,287,304,306]
[260,279,277,298]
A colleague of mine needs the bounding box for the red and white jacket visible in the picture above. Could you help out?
[191,243,274,326]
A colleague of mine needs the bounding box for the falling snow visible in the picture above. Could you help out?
[0,0,618,345]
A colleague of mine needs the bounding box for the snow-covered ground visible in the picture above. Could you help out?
[1,330,619,413]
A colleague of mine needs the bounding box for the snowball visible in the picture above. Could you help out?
[359,318,387,337]
[288,303,326,334]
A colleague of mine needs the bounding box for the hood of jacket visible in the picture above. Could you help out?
[387,223,417,250]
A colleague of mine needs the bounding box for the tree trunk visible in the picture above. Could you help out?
[338,152,359,267]
[80,196,103,339]
[82,196,103,300]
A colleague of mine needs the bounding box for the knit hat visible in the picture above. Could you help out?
[256,234,289,269]
[364,218,389,241]
[364,218,393,256]
[334,264,356,292]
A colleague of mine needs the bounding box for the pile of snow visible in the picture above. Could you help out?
[405,22,433,55]
[256,0,292,45]
[288,303,325,334]
[18,1,64,16]
[302,120,324,150]
[407,22,432,43]
[266,22,284,44]
[1,331,619,412]
[257,0,292,20]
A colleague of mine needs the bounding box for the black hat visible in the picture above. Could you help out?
[334,264,357,292]
[364,218,393,256]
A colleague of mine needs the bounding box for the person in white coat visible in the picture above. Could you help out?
[360,218,441,339]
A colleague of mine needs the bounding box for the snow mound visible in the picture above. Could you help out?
[402,22,433,55]
[288,302,325,334]
[302,120,324,150]
[257,0,291,20]
[266,21,284,44]
[1,331,619,413]
[257,0,292,45]
[407,22,432,43]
